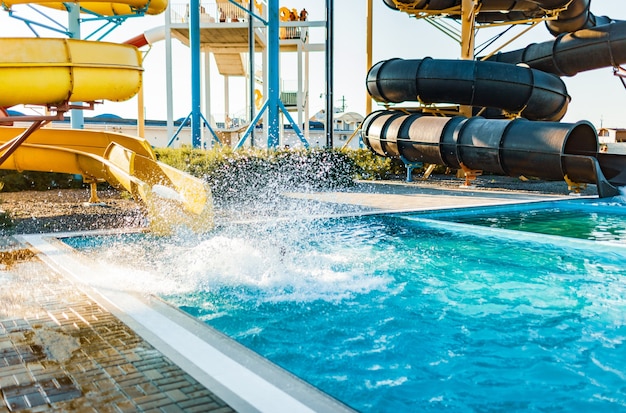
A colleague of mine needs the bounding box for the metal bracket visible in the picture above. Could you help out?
[613,65,626,90]
[0,100,97,167]
[563,174,587,194]
[459,162,482,186]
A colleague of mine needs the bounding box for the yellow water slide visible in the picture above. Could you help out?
[2,0,167,16]
[0,34,213,232]
[0,128,213,233]
[0,38,142,107]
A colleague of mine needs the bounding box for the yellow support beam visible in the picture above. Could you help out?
[459,0,478,117]
[366,0,373,115]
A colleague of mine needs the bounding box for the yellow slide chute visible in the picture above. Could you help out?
[0,38,142,107]
[0,127,214,234]
[1,0,167,16]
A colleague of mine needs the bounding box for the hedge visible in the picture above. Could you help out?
[0,147,419,204]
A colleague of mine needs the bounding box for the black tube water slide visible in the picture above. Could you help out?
[367,57,570,121]
[382,0,612,34]
[363,0,626,197]
[487,21,626,77]
[362,111,620,197]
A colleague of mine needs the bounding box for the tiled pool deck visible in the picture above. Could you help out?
[0,252,233,413]
[0,181,581,412]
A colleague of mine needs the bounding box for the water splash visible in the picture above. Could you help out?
[74,219,393,303]
[593,186,626,206]
[615,186,626,204]
[152,184,183,202]
[172,233,392,303]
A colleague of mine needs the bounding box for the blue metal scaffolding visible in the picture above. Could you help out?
[234,0,308,149]
[179,0,328,150]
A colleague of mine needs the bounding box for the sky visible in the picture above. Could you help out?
[0,1,625,128]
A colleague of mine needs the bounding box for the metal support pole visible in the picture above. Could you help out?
[165,2,174,139]
[267,0,280,148]
[189,0,202,147]
[248,0,255,146]
[325,0,334,148]
[366,0,373,115]
[203,51,212,147]
[263,42,268,145]
[297,42,303,133]
[224,75,229,123]
[235,0,307,149]
[461,0,477,60]
[137,84,145,137]
[67,4,84,130]
[304,48,310,140]
[460,0,477,117]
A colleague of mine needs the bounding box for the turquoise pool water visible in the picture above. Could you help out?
[64,200,626,412]
[417,199,626,242]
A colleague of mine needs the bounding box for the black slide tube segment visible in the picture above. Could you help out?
[596,153,626,187]
[367,58,570,121]
[362,110,609,184]
[487,21,626,77]
[382,0,554,13]
[382,0,602,34]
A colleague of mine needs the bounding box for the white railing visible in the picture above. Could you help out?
[280,26,301,40]
[212,107,252,130]
[171,2,263,24]
[170,2,310,43]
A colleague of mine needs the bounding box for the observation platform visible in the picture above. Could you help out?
[171,22,266,76]
[168,3,324,76]
[171,23,266,53]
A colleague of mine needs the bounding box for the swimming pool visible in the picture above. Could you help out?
[64,199,626,412]
[416,198,626,242]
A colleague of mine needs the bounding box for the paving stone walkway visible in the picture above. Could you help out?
[0,253,235,413]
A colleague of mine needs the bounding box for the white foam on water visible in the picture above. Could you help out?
[598,186,626,205]
[87,259,182,296]
[152,184,183,202]
[365,376,408,389]
[72,227,392,304]
[170,235,392,303]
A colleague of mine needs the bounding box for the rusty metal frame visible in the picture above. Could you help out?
[0,101,96,167]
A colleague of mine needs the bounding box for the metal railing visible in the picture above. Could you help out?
[170,2,259,24]
[280,26,301,40]
[170,1,307,41]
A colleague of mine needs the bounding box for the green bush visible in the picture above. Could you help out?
[155,146,410,183]
[348,148,407,180]
[0,147,411,201]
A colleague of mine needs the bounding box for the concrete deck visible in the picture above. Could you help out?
[286,180,567,212]
[0,181,581,412]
